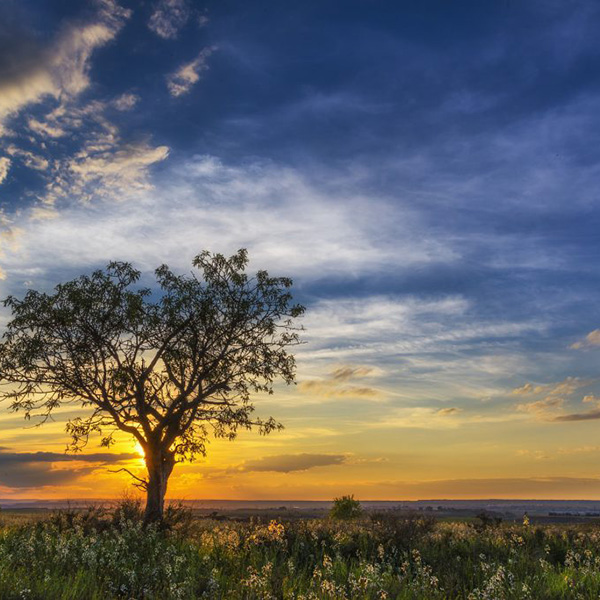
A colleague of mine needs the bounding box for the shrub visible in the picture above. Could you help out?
[329,494,363,520]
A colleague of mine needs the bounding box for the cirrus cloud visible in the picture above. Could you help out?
[0,0,131,135]
[167,47,216,97]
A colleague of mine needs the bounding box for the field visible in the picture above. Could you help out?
[0,503,600,599]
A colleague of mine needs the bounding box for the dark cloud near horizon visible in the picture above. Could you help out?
[0,450,137,489]
[553,411,600,422]
[237,453,347,473]
[0,450,137,464]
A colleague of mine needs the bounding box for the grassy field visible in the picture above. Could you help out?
[0,503,599,599]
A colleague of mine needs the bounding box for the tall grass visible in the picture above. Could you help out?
[0,505,598,598]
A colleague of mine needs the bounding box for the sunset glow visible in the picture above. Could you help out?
[1,0,600,503]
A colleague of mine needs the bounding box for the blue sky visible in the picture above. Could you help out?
[1,0,600,498]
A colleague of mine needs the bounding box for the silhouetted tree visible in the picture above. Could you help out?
[0,250,304,522]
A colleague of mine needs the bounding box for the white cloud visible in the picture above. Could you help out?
[0,0,131,134]
[0,154,547,419]
[167,47,216,97]
[299,365,382,402]
[64,139,170,203]
[0,158,10,184]
[512,377,590,397]
[571,329,600,349]
[6,146,50,172]
[0,154,452,285]
[27,117,66,138]
[516,396,565,419]
[112,93,139,111]
[148,0,190,39]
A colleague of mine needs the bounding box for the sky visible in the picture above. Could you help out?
[1,0,600,500]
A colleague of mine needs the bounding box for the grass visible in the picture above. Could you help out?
[0,504,598,598]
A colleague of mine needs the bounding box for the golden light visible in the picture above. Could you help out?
[133,441,146,465]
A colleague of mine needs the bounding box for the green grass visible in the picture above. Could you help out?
[0,507,599,598]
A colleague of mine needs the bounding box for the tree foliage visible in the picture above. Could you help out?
[0,249,304,520]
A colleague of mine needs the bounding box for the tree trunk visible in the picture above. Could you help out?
[144,446,175,524]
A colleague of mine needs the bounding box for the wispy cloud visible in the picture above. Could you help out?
[515,449,550,460]
[0,157,10,185]
[0,0,130,135]
[516,397,565,419]
[512,377,590,397]
[148,0,190,40]
[112,93,139,111]
[513,378,598,421]
[571,329,600,349]
[7,144,51,172]
[559,445,600,455]
[299,365,381,402]
[0,155,452,283]
[64,138,170,204]
[167,47,216,97]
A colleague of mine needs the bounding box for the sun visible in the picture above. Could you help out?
[133,441,146,464]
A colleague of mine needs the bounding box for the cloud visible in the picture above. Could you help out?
[235,453,347,473]
[559,445,600,455]
[515,449,549,460]
[299,381,380,400]
[516,397,565,418]
[0,0,131,134]
[113,93,139,111]
[28,116,66,138]
[301,295,543,378]
[517,392,600,423]
[167,47,216,97]
[0,1,162,216]
[0,157,10,184]
[0,450,136,464]
[512,377,590,397]
[6,146,49,172]
[148,0,190,39]
[299,364,381,402]
[368,405,483,431]
[63,138,170,204]
[513,378,600,421]
[436,407,461,416]
[0,154,453,283]
[0,449,136,489]
[571,329,600,349]
[8,97,168,209]
[553,410,600,422]
[330,366,375,381]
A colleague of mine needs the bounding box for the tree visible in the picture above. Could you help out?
[329,494,362,520]
[0,249,304,522]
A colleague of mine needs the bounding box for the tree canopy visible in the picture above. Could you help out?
[0,249,304,521]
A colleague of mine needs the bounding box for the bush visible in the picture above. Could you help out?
[329,494,363,520]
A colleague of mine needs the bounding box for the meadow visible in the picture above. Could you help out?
[0,502,599,599]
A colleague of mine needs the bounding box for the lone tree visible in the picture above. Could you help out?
[0,249,304,522]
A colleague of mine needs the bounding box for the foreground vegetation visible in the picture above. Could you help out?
[0,503,600,599]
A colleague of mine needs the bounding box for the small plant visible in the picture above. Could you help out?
[329,494,363,520]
